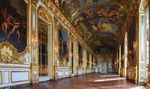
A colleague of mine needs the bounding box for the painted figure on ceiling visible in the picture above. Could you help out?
[55,0,60,7]
[86,0,93,4]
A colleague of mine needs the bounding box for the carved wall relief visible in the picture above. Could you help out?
[0,41,25,64]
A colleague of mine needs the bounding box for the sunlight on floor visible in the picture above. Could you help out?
[94,77,126,82]
[99,75,119,77]
[130,86,146,89]
[99,84,125,88]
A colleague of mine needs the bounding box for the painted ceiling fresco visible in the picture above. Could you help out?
[53,0,137,53]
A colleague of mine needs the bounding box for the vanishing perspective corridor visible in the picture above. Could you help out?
[0,0,149,89]
[11,74,145,89]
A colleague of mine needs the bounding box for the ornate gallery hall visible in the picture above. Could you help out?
[0,0,149,89]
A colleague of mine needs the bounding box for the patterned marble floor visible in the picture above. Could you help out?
[10,73,145,89]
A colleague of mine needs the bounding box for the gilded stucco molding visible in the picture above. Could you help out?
[0,41,26,64]
[31,0,38,6]
[56,21,62,30]
[118,0,137,44]
[39,0,95,56]
[24,0,30,4]
[38,7,52,23]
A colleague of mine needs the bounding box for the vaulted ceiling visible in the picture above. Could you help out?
[53,0,138,54]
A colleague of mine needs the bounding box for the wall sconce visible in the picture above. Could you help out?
[69,53,72,57]
[82,58,85,61]
[55,45,59,53]
[32,32,38,48]
[133,41,136,49]
[76,56,79,60]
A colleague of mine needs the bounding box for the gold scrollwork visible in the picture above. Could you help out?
[31,0,38,6]
[38,7,52,23]
[0,41,25,64]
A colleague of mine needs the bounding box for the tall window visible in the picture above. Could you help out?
[71,42,74,73]
[146,7,149,64]
[78,44,83,67]
[139,2,149,82]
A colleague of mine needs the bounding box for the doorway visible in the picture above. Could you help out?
[38,18,51,81]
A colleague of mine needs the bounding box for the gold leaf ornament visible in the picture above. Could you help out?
[0,41,24,64]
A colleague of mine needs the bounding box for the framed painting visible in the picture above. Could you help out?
[58,28,69,67]
[0,0,27,52]
[0,0,27,64]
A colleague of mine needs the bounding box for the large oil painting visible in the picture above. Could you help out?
[0,0,27,53]
[59,29,69,67]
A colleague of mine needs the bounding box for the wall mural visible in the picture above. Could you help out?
[0,0,27,64]
[59,29,69,67]
[78,44,83,67]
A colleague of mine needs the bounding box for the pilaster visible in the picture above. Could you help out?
[30,3,39,84]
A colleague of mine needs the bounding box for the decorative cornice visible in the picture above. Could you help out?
[38,7,52,23]
[118,0,138,44]
[38,0,95,55]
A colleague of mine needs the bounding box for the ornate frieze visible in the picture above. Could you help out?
[31,0,38,6]
[38,7,52,23]
[39,0,94,55]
